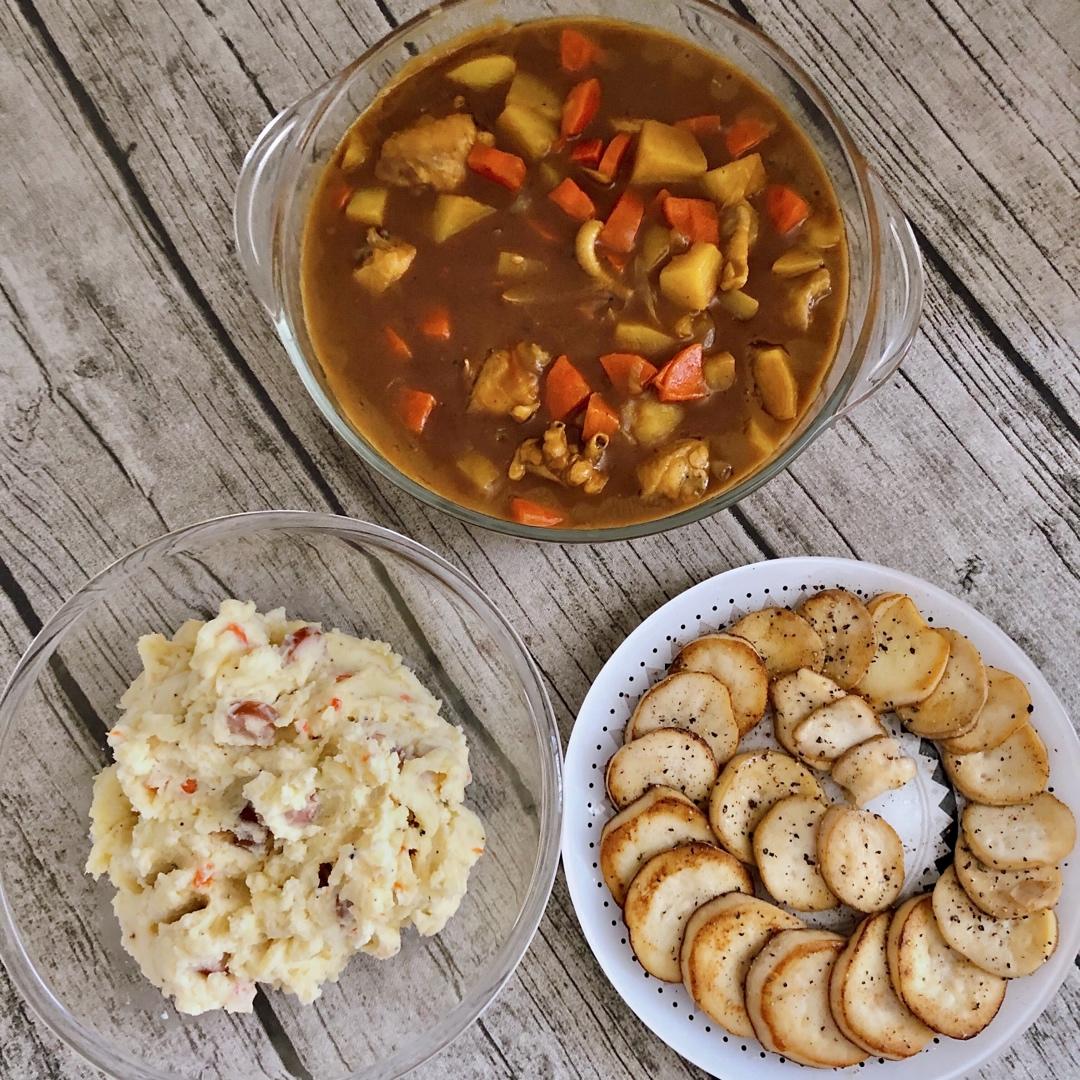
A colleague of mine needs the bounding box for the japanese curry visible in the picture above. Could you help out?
[302,18,848,530]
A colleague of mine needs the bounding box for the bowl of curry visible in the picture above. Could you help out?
[235,0,924,540]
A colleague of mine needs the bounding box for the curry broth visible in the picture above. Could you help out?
[302,18,848,529]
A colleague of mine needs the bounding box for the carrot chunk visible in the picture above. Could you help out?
[383,325,412,360]
[510,497,566,527]
[548,177,595,221]
[661,196,720,244]
[569,138,604,167]
[765,184,811,234]
[653,343,708,402]
[725,116,774,158]
[466,143,527,192]
[675,115,725,137]
[397,388,437,434]
[599,352,658,395]
[420,305,451,340]
[544,354,592,419]
[597,189,645,253]
[582,393,620,440]
[597,132,632,180]
[560,28,601,72]
[561,78,602,137]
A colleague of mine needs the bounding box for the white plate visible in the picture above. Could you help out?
[563,557,1079,1079]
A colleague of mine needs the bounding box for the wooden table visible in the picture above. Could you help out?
[1,0,1076,1076]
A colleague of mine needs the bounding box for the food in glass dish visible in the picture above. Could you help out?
[86,599,484,1015]
[302,18,848,529]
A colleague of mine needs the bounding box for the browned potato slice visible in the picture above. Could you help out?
[961,792,1076,869]
[941,667,1031,755]
[897,628,988,739]
[624,842,752,981]
[709,749,824,862]
[867,591,905,615]
[886,894,1006,1039]
[856,595,950,710]
[769,667,846,755]
[605,729,718,808]
[817,806,905,912]
[752,795,837,911]
[745,929,867,1067]
[832,735,917,806]
[791,696,885,770]
[942,722,1049,805]
[671,633,769,735]
[599,786,715,906]
[797,588,876,688]
[727,606,824,678]
[829,912,933,1059]
[932,865,1057,978]
[680,894,803,1037]
[626,671,739,763]
[954,833,1062,918]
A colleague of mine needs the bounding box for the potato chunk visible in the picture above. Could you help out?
[431,194,495,243]
[659,242,722,311]
[703,351,736,391]
[623,396,684,446]
[496,103,558,161]
[702,153,766,207]
[749,345,798,421]
[447,54,516,90]
[630,120,707,184]
[344,187,388,226]
[715,289,759,320]
[505,71,561,120]
[613,321,679,356]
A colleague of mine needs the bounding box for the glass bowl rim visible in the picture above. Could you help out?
[0,509,564,1080]
[270,0,882,544]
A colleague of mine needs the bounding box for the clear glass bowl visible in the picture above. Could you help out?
[0,512,562,1079]
[235,0,924,542]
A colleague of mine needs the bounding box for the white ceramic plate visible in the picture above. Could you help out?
[563,557,1079,1079]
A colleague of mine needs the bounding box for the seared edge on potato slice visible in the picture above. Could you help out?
[817,805,905,912]
[626,671,739,763]
[745,929,867,1067]
[832,735,916,807]
[752,795,838,911]
[769,667,845,756]
[886,894,1006,1039]
[961,792,1076,870]
[942,667,1031,755]
[727,606,824,679]
[942,722,1049,806]
[791,695,885,771]
[680,894,803,1037]
[829,912,933,1059]
[709,749,824,863]
[932,864,1057,979]
[624,842,752,981]
[605,728,718,808]
[954,833,1063,918]
[867,591,905,615]
[898,628,988,739]
[599,786,714,906]
[797,588,876,689]
[670,633,769,735]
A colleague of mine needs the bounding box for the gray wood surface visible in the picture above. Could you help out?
[1,0,1077,1077]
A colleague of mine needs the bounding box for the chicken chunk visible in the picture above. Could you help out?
[637,438,711,502]
[467,342,551,422]
[375,113,480,192]
[719,200,757,293]
[508,422,610,495]
[787,268,831,331]
[352,228,416,294]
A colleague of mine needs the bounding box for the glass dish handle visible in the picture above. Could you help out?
[832,170,925,422]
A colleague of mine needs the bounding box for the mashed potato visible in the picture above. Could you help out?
[86,599,485,1015]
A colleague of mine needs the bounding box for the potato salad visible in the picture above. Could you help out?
[86,599,485,1015]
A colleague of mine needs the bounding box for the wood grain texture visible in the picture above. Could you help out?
[0,0,1076,1076]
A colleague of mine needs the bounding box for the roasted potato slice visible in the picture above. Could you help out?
[867,591,905,615]
[680,893,803,1037]
[745,929,867,1067]
[941,667,1031,755]
[769,667,846,756]
[954,833,1062,918]
[817,805,905,912]
[625,842,752,981]
[605,728,718,808]
[626,671,739,763]
[727,606,824,678]
[791,695,885,770]
[932,865,1057,978]
[942,722,1049,805]
[856,594,950,710]
[829,912,933,1059]
[797,588,876,688]
[961,792,1076,869]
[752,795,837,911]
[832,735,916,806]
[898,628,988,739]
[709,749,823,862]
[886,894,1006,1039]
[670,633,769,735]
[599,786,715,906]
